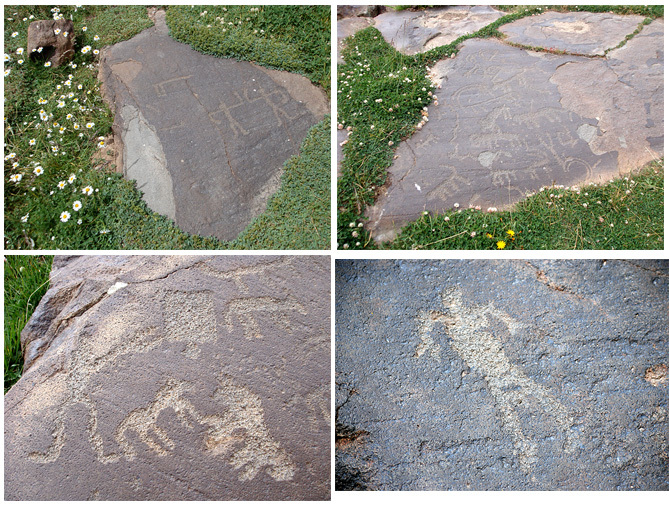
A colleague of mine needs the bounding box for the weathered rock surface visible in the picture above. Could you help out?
[27,19,75,67]
[373,6,504,54]
[337,5,384,20]
[99,10,328,241]
[5,255,330,500]
[500,11,645,56]
[337,16,373,63]
[366,18,663,242]
[336,259,669,490]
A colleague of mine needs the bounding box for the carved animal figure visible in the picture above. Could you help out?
[202,376,296,481]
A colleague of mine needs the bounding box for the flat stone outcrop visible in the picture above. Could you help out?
[5,255,330,500]
[500,11,645,55]
[365,17,663,242]
[99,11,328,241]
[373,6,504,54]
[336,259,669,490]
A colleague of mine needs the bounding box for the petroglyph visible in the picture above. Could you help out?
[162,290,217,358]
[195,256,296,295]
[414,288,578,471]
[202,375,296,481]
[28,282,305,482]
[153,75,193,97]
[223,296,307,340]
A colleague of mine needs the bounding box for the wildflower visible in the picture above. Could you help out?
[68,173,76,183]
[54,28,61,35]
[86,122,94,129]
[57,180,67,189]
[94,35,100,41]
[72,200,82,211]
[444,216,450,222]
[471,232,477,238]
[9,174,22,183]
[81,46,91,54]
[44,61,52,67]
[51,145,59,153]
[73,123,80,130]
[77,219,82,225]
[453,203,460,208]
[506,230,515,238]
[4,53,10,62]
[57,100,65,108]
[97,140,105,148]
[33,166,44,176]
[11,32,18,38]
[100,229,110,234]
[3,69,10,77]
[38,98,48,104]
[21,214,29,223]
[486,233,493,239]
[496,241,506,249]
[82,186,93,195]
[388,141,394,146]
[60,211,71,222]
[93,49,99,55]
[82,26,87,31]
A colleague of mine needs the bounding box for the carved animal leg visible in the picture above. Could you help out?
[27,407,67,463]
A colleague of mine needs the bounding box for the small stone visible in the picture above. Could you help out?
[27,19,75,67]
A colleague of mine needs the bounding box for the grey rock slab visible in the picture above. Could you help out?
[550,19,664,172]
[373,6,504,55]
[366,33,663,242]
[99,11,328,241]
[501,11,645,56]
[5,255,331,500]
[335,259,669,490]
[337,16,374,63]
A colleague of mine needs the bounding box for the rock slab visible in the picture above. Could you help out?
[367,19,663,241]
[500,11,645,56]
[336,259,669,490]
[373,6,504,54]
[5,255,330,500]
[99,11,328,241]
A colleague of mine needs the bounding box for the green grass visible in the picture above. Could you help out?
[5,5,330,250]
[337,5,664,250]
[4,255,53,393]
[235,117,331,249]
[166,5,331,92]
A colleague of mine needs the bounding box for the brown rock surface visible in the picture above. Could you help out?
[5,255,330,500]
[27,19,75,67]
[98,10,329,241]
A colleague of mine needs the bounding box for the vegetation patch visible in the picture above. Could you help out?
[166,5,331,92]
[388,160,663,250]
[5,5,330,250]
[4,255,53,393]
[337,5,664,249]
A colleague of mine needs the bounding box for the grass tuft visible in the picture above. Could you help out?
[4,255,53,393]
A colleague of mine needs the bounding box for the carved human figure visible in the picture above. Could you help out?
[415,288,578,471]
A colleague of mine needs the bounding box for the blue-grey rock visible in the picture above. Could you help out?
[336,259,669,490]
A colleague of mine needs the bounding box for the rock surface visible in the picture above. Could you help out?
[27,19,75,67]
[500,11,645,56]
[373,6,504,54]
[5,255,330,500]
[99,10,328,241]
[336,259,669,490]
[365,17,663,242]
